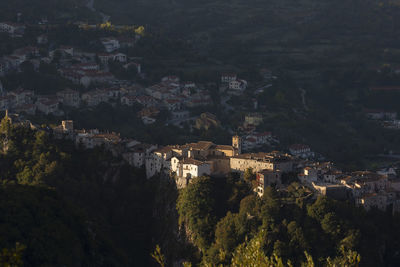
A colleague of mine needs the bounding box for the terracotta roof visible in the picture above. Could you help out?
[182,158,206,166]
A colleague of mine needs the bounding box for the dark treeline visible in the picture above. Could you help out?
[0,115,181,266]
[176,176,400,266]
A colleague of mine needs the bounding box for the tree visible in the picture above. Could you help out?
[176,176,217,251]
[244,168,256,183]
[0,242,26,267]
[231,232,292,267]
[135,26,145,36]
[151,245,165,267]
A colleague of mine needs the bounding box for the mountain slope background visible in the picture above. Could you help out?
[0,0,95,22]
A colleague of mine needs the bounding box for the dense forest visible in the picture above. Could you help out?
[0,114,182,266]
[175,176,400,266]
[1,116,400,266]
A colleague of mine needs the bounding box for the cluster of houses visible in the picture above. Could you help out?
[0,20,141,88]
[219,73,248,95]
[0,72,217,123]
[364,109,400,130]
[0,22,25,37]
[0,87,64,116]
[4,111,400,214]
[297,161,400,214]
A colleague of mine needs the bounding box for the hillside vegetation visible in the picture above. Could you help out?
[0,0,95,22]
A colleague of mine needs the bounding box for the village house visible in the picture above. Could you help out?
[244,113,263,127]
[298,167,318,184]
[75,62,99,71]
[322,170,343,183]
[340,171,389,198]
[57,88,80,107]
[135,95,158,108]
[241,132,273,152]
[13,46,40,59]
[229,79,247,91]
[185,98,213,108]
[221,73,237,83]
[117,36,136,48]
[36,99,60,115]
[138,107,160,119]
[14,104,36,115]
[230,151,294,174]
[75,130,121,150]
[122,143,158,168]
[255,170,282,196]
[59,46,74,57]
[289,144,314,159]
[181,81,196,89]
[37,34,48,45]
[0,22,25,37]
[356,193,388,211]
[82,89,109,106]
[163,98,181,111]
[146,146,175,178]
[52,120,75,139]
[98,53,127,64]
[173,158,212,180]
[242,136,257,151]
[161,76,180,84]
[121,95,138,106]
[103,87,121,100]
[365,109,397,120]
[312,183,349,201]
[60,68,115,88]
[171,110,190,120]
[142,116,156,125]
[100,37,120,52]
[146,141,239,179]
[8,88,34,106]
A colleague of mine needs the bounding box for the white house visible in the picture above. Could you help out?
[229,79,247,91]
[122,143,157,168]
[36,99,60,115]
[172,157,211,180]
[298,167,318,184]
[101,37,120,52]
[0,22,25,36]
[221,73,237,83]
[289,144,314,159]
[56,88,80,107]
[162,76,180,83]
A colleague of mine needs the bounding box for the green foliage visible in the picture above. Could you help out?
[231,232,292,267]
[177,176,217,251]
[0,124,168,266]
[244,167,256,183]
[0,243,25,267]
[179,179,399,266]
[151,245,165,267]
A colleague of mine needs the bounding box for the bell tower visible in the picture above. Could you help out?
[232,135,242,155]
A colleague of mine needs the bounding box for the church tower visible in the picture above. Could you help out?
[232,135,242,155]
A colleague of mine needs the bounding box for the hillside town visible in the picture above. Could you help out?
[0,19,250,126]
[4,111,400,215]
[2,19,400,216]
